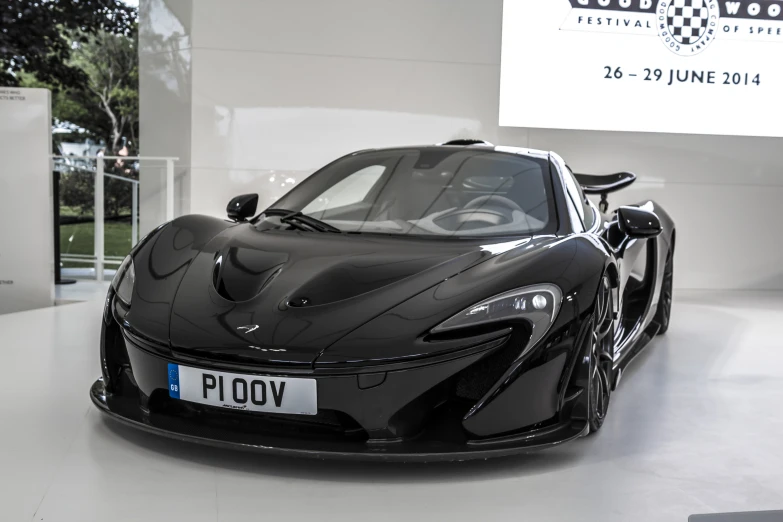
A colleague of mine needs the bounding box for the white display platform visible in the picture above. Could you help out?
[0,87,54,314]
[2,290,783,521]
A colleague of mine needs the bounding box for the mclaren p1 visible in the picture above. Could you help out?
[91,139,675,461]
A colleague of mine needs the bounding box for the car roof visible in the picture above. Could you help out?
[350,141,551,162]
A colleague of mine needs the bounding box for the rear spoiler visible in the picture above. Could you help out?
[573,171,636,212]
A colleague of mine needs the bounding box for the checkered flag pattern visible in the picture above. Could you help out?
[666,0,709,45]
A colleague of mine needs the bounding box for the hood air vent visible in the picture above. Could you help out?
[212,247,287,302]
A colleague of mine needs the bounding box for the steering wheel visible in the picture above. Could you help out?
[433,207,512,229]
[464,195,523,213]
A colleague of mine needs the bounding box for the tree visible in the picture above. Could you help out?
[0,0,135,88]
[18,23,139,154]
[70,27,138,152]
[6,2,140,219]
[17,69,108,145]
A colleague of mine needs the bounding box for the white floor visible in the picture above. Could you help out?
[55,280,111,304]
[3,288,783,522]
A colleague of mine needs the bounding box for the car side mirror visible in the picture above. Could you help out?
[226,194,258,222]
[616,206,661,238]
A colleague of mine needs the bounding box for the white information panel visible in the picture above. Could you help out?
[499,0,783,136]
[0,87,54,314]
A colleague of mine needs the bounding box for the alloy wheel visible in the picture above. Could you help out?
[589,275,615,431]
[655,252,674,334]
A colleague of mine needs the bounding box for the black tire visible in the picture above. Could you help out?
[588,274,615,433]
[654,250,673,335]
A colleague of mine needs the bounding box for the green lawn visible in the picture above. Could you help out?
[60,221,134,268]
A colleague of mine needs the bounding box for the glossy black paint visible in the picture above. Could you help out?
[172,227,494,367]
[226,193,258,222]
[617,205,662,238]
[92,143,676,461]
[573,171,636,194]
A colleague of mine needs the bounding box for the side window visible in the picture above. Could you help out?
[567,166,596,230]
[581,194,596,230]
[302,165,385,215]
[561,165,586,232]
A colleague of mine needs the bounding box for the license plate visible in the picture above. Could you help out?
[167,364,317,415]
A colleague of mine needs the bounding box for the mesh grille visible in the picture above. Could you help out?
[454,326,531,401]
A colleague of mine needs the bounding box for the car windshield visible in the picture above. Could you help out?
[264,147,556,238]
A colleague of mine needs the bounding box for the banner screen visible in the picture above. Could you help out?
[499,0,783,136]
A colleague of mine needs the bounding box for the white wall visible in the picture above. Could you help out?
[139,0,783,290]
[0,88,54,314]
[138,0,193,234]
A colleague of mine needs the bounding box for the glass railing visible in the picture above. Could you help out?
[53,155,179,281]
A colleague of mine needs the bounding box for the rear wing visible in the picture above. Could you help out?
[573,171,636,212]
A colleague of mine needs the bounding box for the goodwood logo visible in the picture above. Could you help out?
[561,0,783,55]
[657,0,720,55]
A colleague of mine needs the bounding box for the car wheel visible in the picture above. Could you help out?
[654,249,674,335]
[589,274,615,433]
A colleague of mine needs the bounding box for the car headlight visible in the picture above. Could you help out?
[431,283,562,354]
[112,255,135,306]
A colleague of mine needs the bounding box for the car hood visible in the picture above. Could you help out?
[168,224,522,367]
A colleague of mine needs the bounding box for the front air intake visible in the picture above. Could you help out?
[453,324,531,401]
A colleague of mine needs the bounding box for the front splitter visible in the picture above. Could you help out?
[90,379,587,462]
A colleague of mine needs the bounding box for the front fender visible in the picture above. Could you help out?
[319,235,609,369]
[125,215,234,345]
[457,235,610,437]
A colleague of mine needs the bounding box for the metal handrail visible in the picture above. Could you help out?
[61,255,124,266]
[103,171,139,184]
[53,155,179,161]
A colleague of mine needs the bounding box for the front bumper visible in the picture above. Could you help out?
[91,377,585,461]
[92,314,587,461]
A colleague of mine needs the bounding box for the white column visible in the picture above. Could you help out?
[94,160,105,281]
[131,181,139,246]
[166,159,174,222]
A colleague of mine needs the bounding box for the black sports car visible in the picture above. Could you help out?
[91,139,675,461]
